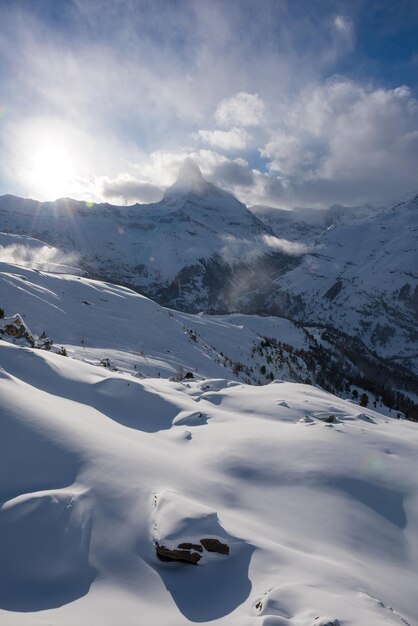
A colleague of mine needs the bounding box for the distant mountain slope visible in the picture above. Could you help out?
[257,194,418,374]
[250,203,382,242]
[250,204,328,241]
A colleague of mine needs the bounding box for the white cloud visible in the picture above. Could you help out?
[259,78,418,206]
[334,15,353,36]
[215,92,265,128]
[262,235,311,256]
[261,134,315,177]
[197,127,249,150]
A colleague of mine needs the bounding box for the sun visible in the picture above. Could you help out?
[27,139,77,200]
[14,120,83,201]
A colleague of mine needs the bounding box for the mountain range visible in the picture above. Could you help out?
[0,160,416,377]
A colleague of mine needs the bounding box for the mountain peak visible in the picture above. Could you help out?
[164,158,209,199]
[176,158,205,186]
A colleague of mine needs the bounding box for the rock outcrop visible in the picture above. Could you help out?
[155,543,201,565]
[0,314,35,347]
[200,538,229,554]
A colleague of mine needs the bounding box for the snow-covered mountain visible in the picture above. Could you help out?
[250,202,383,242]
[0,160,297,312]
[250,205,329,242]
[0,162,416,374]
[254,195,418,374]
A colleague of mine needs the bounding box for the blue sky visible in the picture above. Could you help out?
[0,0,417,208]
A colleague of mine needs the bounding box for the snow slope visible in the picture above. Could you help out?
[1,341,418,626]
[2,257,416,418]
[0,256,310,382]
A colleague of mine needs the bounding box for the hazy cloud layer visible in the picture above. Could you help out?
[100,176,163,204]
[0,0,417,209]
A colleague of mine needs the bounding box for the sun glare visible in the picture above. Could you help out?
[26,139,76,200]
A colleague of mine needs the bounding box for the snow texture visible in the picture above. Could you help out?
[0,341,417,625]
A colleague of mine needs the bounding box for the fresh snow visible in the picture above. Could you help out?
[1,341,417,625]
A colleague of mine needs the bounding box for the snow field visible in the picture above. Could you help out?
[1,342,417,625]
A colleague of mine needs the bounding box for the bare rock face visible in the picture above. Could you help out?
[177,542,203,552]
[200,538,229,554]
[155,537,230,564]
[155,544,201,565]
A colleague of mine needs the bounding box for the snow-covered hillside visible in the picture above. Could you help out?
[1,339,418,626]
[1,257,416,417]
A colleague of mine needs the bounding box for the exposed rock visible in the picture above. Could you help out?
[200,538,229,554]
[39,338,53,350]
[0,314,35,347]
[177,542,203,552]
[155,544,201,565]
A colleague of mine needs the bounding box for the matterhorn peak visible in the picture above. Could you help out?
[176,158,205,187]
[164,158,210,199]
